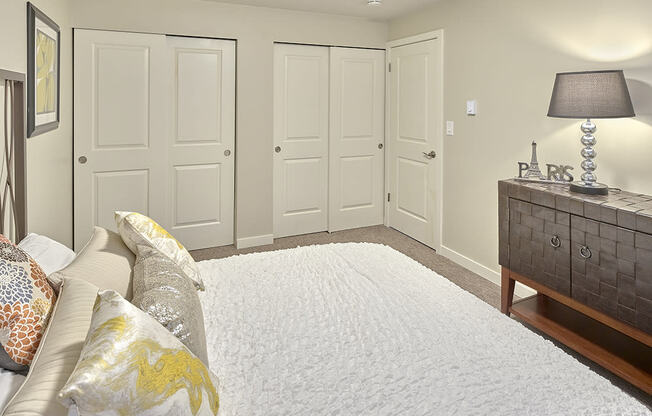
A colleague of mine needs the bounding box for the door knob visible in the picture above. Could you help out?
[78,156,87,164]
[378,143,384,150]
[224,149,231,157]
[275,146,282,153]
[423,151,437,159]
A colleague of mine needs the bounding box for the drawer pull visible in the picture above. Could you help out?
[550,235,561,248]
[580,246,593,259]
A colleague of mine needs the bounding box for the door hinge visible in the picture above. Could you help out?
[388,63,392,72]
[387,193,391,202]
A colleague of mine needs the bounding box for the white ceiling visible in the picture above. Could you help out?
[203,0,438,20]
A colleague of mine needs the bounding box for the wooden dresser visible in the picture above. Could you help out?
[498,179,652,394]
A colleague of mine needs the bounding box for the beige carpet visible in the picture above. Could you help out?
[191,225,651,408]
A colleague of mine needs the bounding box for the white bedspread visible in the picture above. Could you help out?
[198,243,650,416]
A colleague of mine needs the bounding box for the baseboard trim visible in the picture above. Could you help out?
[236,234,274,250]
[438,245,536,299]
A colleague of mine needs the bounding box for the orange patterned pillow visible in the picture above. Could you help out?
[0,234,56,370]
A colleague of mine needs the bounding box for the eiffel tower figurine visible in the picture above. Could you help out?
[522,141,546,180]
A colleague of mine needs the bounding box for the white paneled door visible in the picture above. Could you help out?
[329,47,385,232]
[387,37,442,250]
[274,44,386,238]
[74,30,235,250]
[166,37,235,249]
[273,44,330,238]
[74,30,167,249]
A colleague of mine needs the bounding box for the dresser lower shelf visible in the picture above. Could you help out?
[510,294,652,395]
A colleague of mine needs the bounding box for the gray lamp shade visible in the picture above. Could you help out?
[547,70,635,119]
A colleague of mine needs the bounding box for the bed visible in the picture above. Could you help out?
[1,67,650,414]
[2,238,650,415]
[197,243,650,415]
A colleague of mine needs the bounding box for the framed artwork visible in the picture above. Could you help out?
[27,2,60,138]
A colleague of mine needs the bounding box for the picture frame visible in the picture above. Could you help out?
[27,2,60,138]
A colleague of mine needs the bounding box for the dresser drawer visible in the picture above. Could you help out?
[508,199,571,296]
[570,215,652,333]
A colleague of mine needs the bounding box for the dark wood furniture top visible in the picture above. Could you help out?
[499,179,652,395]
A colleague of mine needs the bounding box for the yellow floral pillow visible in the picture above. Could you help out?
[114,212,204,290]
[58,290,219,416]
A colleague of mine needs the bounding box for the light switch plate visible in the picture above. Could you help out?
[466,100,477,116]
[446,121,454,136]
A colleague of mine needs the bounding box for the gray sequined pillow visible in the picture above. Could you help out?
[131,245,209,365]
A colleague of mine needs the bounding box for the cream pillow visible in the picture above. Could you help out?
[114,212,203,291]
[58,290,219,416]
[47,227,135,300]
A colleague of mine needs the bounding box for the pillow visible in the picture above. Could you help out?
[115,212,203,290]
[0,234,56,371]
[0,368,26,411]
[58,290,219,416]
[2,277,99,416]
[17,233,76,276]
[132,245,209,365]
[48,227,135,299]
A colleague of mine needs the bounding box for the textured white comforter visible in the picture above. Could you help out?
[198,243,650,415]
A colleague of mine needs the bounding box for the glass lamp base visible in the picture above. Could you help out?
[570,181,609,196]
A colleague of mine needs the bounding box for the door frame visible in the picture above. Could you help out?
[384,29,444,251]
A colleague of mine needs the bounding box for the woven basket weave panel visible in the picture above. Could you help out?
[571,215,652,333]
[509,199,571,296]
[498,182,510,267]
[499,180,652,334]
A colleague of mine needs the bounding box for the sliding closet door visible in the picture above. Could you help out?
[329,48,385,232]
[75,30,236,250]
[74,30,168,249]
[166,36,235,249]
[273,44,329,238]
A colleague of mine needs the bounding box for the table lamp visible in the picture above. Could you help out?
[547,70,635,195]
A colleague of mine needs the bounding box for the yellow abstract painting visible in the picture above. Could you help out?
[35,29,56,115]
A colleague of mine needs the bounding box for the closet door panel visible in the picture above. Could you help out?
[167,36,235,250]
[329,47,385,232]
[74,29,168,249]
[75,31,235,251]
[273,44,329,238]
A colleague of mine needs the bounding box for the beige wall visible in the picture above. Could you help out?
[10,0,649,268]
[0,0,73,246]
[69,0,387,245]
[389,0,652,279]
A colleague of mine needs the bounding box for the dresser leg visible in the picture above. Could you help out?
[501,268,515,316]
